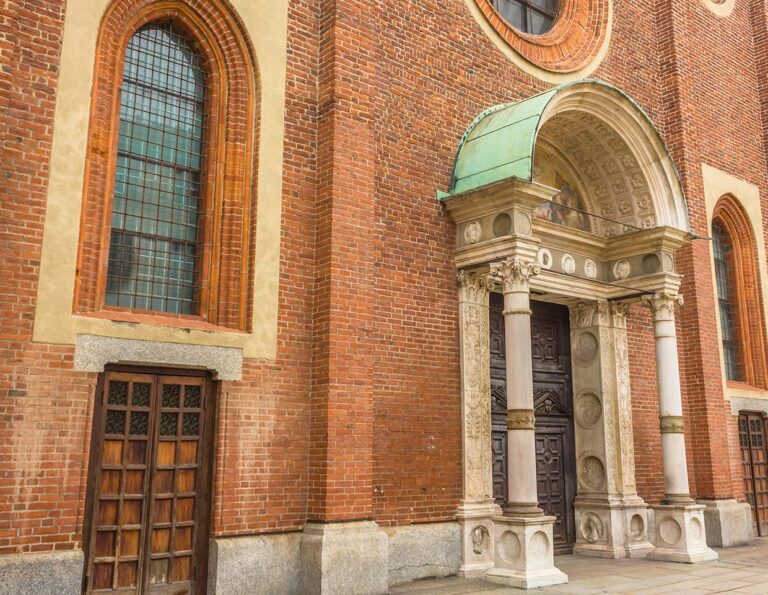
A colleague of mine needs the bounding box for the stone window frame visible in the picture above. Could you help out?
[74,0,260,332]
[472,0,611,73]
[712,195,768,390]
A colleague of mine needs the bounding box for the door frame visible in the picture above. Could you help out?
[81,365,218,594]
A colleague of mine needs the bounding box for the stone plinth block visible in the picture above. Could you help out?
[647,504,719,563]
[299,521,388,595]
[698,499,754,548]
[485,515,568,589]
[573,499,653,559]
[0,550,83,595]
[456,501,500,577]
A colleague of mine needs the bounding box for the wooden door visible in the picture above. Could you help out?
[83,368,215,594]
[490,296,576,553]
[739,412,768,537]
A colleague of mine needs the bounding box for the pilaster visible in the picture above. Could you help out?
[569,301,653,559]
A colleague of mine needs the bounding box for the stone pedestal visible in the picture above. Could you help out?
[698,499,754,547]
[647,504,719,563]
[298,521,388,595]
[574,497,653,559]
[457,501,500,577]
[485,515,568,589]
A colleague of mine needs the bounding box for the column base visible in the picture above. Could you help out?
[485,514,567,590]
[698,499,754,547]
[298,521,389,594]
[573,498,653,559]
[456,500,501,578]
[647,504,719,563]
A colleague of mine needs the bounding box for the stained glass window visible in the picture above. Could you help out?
[492,0,559,35]
[105,23,206,314]
[712,220,744,382]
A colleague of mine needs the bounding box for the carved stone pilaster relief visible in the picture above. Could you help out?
[613,309,637,494]
[458,271,493,501]
[489,257,540,294]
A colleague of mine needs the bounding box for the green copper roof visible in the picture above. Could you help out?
[443,78,673,198]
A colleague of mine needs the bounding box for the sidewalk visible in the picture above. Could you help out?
[391,538,768,594]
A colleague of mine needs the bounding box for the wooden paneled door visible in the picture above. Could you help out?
[83,368,216,594]
[490,296,577,554]
[739,412,768,537]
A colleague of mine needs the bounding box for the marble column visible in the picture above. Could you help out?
[644,292,718,563]
[569,301,653,559]
[485,258,567,589]
[456,270,500,577]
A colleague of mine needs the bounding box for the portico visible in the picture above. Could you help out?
[444,79,718,588]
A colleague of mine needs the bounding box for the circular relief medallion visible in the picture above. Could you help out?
[493,212,513,237]
[629,514,645,541]
[573,332,598,366]
[471,525,490,555]
[515,211,532,235]
[584,258,598,279]
[580,512,604,544]
[528,531,550,565]
[575,392,602,429]
[499,530,521,563]
[537,248,553,270]
[658,518,682,546]
[471,0,612,76]
[561,253,576,275]
[578,455,606,491]
[613,259,630,280]
[464,221,482,245]
[688,517,704,544]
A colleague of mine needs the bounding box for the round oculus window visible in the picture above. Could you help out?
[473,0,612,74]
[491,0,560,35]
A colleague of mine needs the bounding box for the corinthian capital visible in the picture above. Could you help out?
[457,270,494,305]
[489,257,540,294]
[643,292,684,322]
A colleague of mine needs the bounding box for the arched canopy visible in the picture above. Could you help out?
[445,79,690,233]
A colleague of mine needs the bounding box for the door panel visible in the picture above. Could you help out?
[84,370,214,594]
[489,296,576,553]
[740,412,768,537]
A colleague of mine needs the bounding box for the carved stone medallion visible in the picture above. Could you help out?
[573,332,598,366]
[584,258,597,279]
[537,248,553,270]
[578,456,606,492]
[471,525,490,555]
[580,512,604,544]
[575,392,602,429]
[464,221,482,245]
[561,253,576,275]
[613,259,630,280]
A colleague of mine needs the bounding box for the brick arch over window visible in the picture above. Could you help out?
[712,194,768,389]
[75,0,259,331]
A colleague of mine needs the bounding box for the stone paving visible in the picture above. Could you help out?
[392,538,768,594]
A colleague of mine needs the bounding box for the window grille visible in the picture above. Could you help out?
[712,220,745,382]
[105,23,206,315]
[491,0,559,35]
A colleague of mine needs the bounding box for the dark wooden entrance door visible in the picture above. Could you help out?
[83,368,215,594]
[739,412,768,537]
[491,296,577,554]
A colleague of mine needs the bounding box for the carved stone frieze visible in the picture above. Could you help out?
[660,415,685,434]
[507,409,536,430]
[614,320,637,494]
[489,257,540,294]
[643,292,684,322]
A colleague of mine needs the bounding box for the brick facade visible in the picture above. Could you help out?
[1,0,767,578]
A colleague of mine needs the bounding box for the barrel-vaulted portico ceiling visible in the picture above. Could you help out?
[440,79,692,302]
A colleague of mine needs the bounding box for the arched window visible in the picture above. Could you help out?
[711,196,768,388]
[75,0,258,331]
[106,23,206,314]
[491,0,560,35]
[712,220,744,381]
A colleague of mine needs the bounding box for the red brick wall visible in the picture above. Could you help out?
[2,0,767,557]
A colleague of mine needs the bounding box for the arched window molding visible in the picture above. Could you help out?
[74,0,259,331]
[712,195,768,389]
